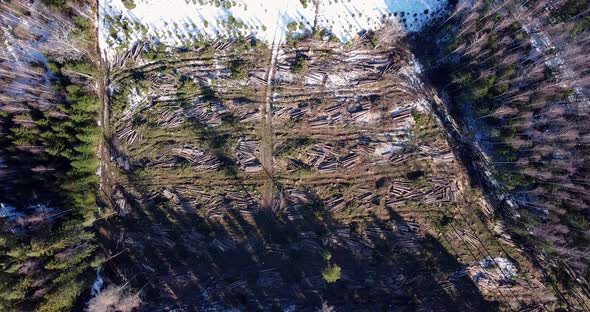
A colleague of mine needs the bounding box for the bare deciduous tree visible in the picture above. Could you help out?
[85,285,141,312]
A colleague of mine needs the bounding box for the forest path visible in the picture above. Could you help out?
[259,5,286,210]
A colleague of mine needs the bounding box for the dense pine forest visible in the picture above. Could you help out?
[418,0,590,307]
[0,1,103,311]
[0,0,589,311]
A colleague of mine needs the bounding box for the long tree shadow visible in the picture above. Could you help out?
[102,174,496,311]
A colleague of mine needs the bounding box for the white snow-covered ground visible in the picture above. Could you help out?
[0,203,24,221]
[469,257,519,287]
[316,0,447,41]
[90,269,104,296]
[99,0,447,61]
[0,203,55,222]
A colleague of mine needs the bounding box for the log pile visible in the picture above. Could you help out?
[325,194,346,211]
[236,140,261,172]
[167,184,260,220]
[274,104,310,121]
[298,143,369,173]
[115,126,142,146]
[248,71,266,86]
[279,188,312,220]
[112,41,146,69]
[150,223,176,249]
[225,191,259,213]
[355,189,380,207]
[211,237,236,254]
[272,45,419,131]
[156,108,185,128]
[391,106,413,125]
[386,179,457,207]
[238,109,259,123]
[284,158,307,172]
[256,269,284,288]
[170,147,221,171]
[185,102,225,127]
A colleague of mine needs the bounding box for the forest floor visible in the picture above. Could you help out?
[96,28,557,310]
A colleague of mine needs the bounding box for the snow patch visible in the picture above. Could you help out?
[0,203,25,221]
[470,257,519,286]
[91,269,104,296]
[478,257,518,280]
[99,0,448,62]
[122,87,149,121]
